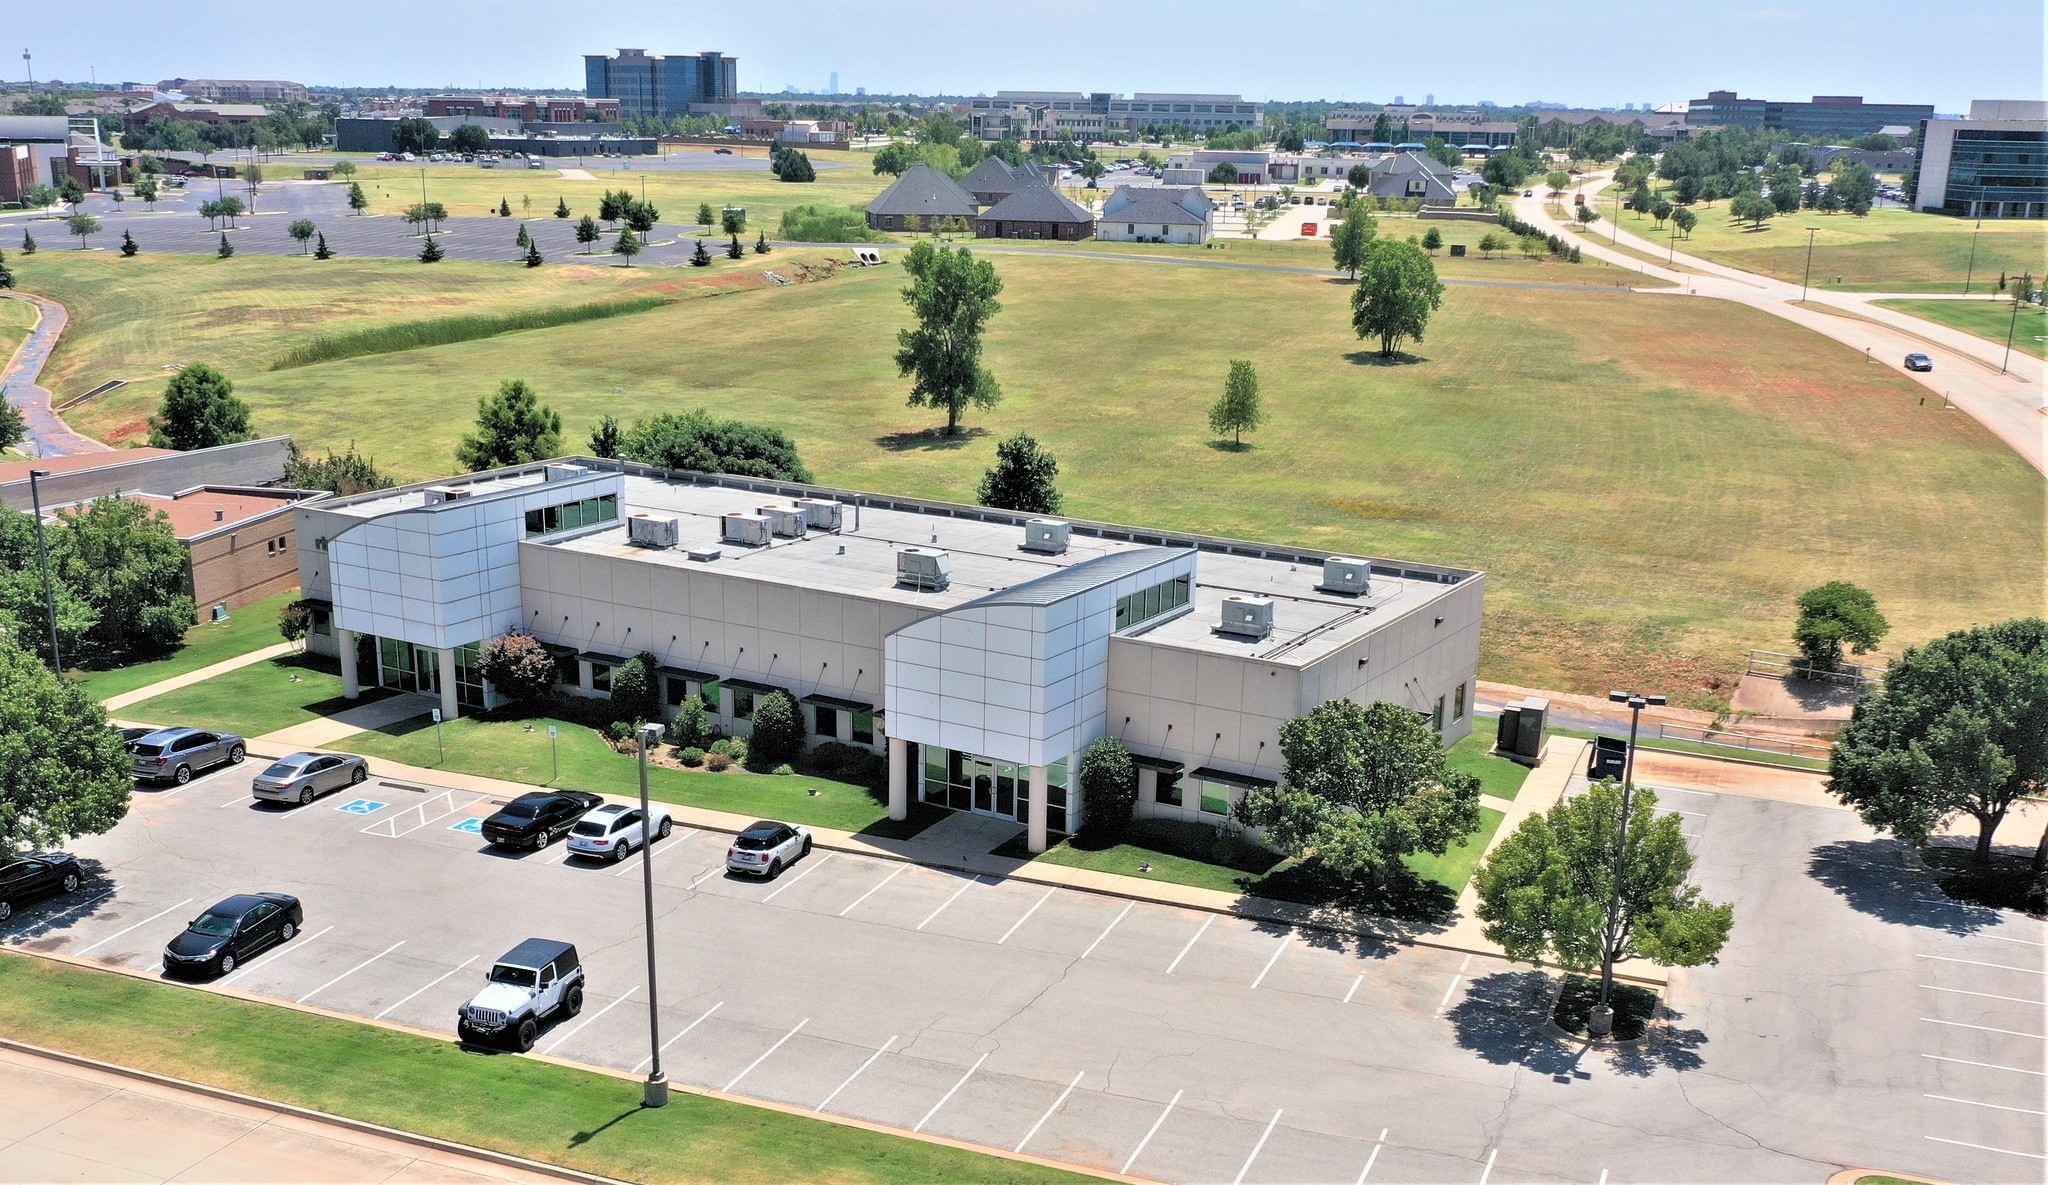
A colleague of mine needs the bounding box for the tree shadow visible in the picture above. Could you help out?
[1,860,117,947]
[1238,861,1459,928]
[1445,969,1709,1079]
[1204,440,1257,453]
[873,426,989,452]
[1344,350,1427,366]
[1806,838,2005,935]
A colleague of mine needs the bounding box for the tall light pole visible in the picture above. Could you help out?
[635,722,669,1108]
[1799,227,1820,303]
[27,469,61,675]
[2002,295,2024,375]
[1961,215,1983,296]
[1590,688,1666,1038]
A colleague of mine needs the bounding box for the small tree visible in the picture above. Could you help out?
[457,379,562,471]
[346,181,368,215]
[242,162,264,212]
[1651,200,1673,228]
[1420,226,1443,255]
[623,198,659,243]
[976,432,1062,514]
[217,232,235,259]
[754,231,770,254]
[477,633,557,703]
[314,232,334,259]
[58,176,84,212]
[690,238,711,266]
[1208,359,1266,447]
[1476,231,1499,258]
[672,696,709,749]
[575,214,600,249]
[515,224,530,248]
[1079,737,1138,840]
[609,654,660,725]
[1544,170,1570,194]
[332,159,357,179]
[611,230,642,264]
[65,213,101,249]
[554,196,570,218]
[213,195,245,227]
[498,197,512,217]
[0,636,133,856]
[1792,581,1890,675]
[0,401,24,450]
[148,362,252,451]
[524,239,543,268]
[278,600,312,649]
[418,234,444,263]
[135,176,159,209]
[720,207,746,235]
[288,218,317,254]
[1330,202,1377,278]
[726,232,744,259]
[20,231,36,255]
[1351,239,1445,357]
[1730,191,1775,229]
[589,415,622,459]
[119,229,138,257]
[1671,206,1697,239]
[696,201,716,226]
[748,690,805,766]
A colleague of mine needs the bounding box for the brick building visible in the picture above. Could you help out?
[123,102,270,136]
[425,95,620,122]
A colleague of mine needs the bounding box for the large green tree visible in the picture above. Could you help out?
[392,117,440,155]
[52,495,196,656]
[147,362,252,451]
[449,123,491,154]
[1329,202,1377,279]
[1239,699,1482,884]
[1792,581,1890,674]
[456,379,563,471]
[617,411,811,481]
[1829,619,2048,861]
[0,636,132,861]
[1477,780,1734,1009]
[976,431,1063,514]
[1208,359,1267,447]
[895,241,1004,435]
[0,507,97,663]
[1349,239,1445,358]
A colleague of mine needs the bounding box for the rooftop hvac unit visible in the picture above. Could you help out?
[896,547,951,591]
[626,514,680,549]
[685,545,723,563]
[1022,518,1070,554]
[1218,595,1274,640]
[543,463,590,483]
[722,513,771,547]
[758,505,808,539]
[1318,556,1371,597]
[795,498,842,531]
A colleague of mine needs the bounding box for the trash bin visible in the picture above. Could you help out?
[1589,735,1628,780]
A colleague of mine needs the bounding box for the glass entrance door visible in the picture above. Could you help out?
[414,646,439,696]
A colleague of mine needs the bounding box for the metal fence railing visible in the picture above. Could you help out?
[1745,648,1882,690]
[1651,721,1832,763]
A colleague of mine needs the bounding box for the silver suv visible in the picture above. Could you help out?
[129,728,246,785]
[456,939,584,1051]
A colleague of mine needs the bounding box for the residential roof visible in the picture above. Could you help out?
[975,184,1095,225]
[0,448,179,485]
[168,102,271,117]
[957,157,1046,198]
[1101,185,1212,225]
[864,163,977,219]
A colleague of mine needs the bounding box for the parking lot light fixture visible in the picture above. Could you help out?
[27,469,60,675]
[1590,688,1667,1038]
[636,721,669,1108]
[2002,294,2023,376]
[1800,228,1820,303]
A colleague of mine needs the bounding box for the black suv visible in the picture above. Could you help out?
[482,791,605,850]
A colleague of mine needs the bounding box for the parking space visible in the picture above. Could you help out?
[1911,918,2047,1168]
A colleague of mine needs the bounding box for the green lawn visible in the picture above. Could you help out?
[0,954,1087,1185]
[333,711,931,838]
[0,293,37,364]
[69,590,300,700]
[1401,806,1507,896]
[1874,297,2048,360]
[1446,731,1531,800]
[121,653,385,739]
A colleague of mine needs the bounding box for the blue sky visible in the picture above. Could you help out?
[14,0,2041,113]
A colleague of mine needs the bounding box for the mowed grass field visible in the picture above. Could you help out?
[25,251,2045,704]
[0,292,37,365]
[1875,297,2048,359]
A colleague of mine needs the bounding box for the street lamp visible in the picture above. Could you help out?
[1799,227,1820,303]
[27,469,61,675]
[635,721,669,1108]
[2002,294,2025,376]
[1590,688,1667,1038]
[1962,215,1983,296]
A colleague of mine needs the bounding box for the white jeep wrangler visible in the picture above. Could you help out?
[456,938,584,1051]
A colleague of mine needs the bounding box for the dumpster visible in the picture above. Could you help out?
[1588,734,1628,780]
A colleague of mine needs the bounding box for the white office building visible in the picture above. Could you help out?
[296,461,1484,854]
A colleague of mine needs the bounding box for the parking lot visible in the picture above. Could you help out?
[6,759,2042,1185]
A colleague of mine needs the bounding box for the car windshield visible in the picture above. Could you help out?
[571,821,607,836]
[261,760,310,778]
[188,910,240,937]
[489,965,537,986]
[131,743,165,757]
[736,832,778,850]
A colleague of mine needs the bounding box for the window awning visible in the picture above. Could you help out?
[299,598,333,613]
[1129,753,1184,775]
[537,640,576,658]
[577,651,630,666]
[1190,766,1277,791]
[657,666,720,684]
[801,693,874,714]
[723,677,784,696]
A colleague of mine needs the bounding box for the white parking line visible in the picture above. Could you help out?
[1231,1108,1282,1185]
[1920,984,2047,1006]
[541,986,639,1056]
[1016,1070,1083,1153]
[1924,1093,2048,1116]
[297,940,404,1003]
[5,888,113,938]
[1917,953,2047,975]
[1122,1090,1181,1175]
[1921,1018,2045,1039]
[221,924,332,986]
[375,954,479,1020]
[1923,1053,2047,1076]
[1924,1136,2047,1161]
[916,875,986,931]
[1251,932,1291,989]
[998,888,1056,945]
[1354,1128,1388,1183]
[816,1034,895,1114]
[76,899,192,955]
[546,847,575,865]
[1437,954,1474,1015]
[762,853,834,902]
[1973,932,2047,948]
[724,1018,808,1091]
[1080,902,1133,958]
[688,867,725,890]
[913,1050,988,1133]
[1478,1146,1499,1185]
[1597,1170,1608,1185]
[1165,916,1213,974]
[838,866,905,917]
[633,1000,723,1075]
[615,830,695,876]
[1344,974,1364,1005]
[154,764,239,797]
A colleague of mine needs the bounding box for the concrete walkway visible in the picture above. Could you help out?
[0,291,111,459]
[256,693,432,751]
[99,642,300,713]
[0,1042,597,1184]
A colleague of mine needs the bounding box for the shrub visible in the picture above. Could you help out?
[609,721,635,743]
[778,203,880,243]
[709,739,734,757]
[772,763,795,776]
[704,751,733,772]
[1078,737,1138,840]
[808,741,853,773]
[278,600,312,645]
[678,747,706,767]
[609,652,662,724]
[477,634,556,703]
[725,737,748,766]
[748,690,805,766]
[671,697,709,749]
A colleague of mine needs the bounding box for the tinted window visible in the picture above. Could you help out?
[261,761,307,778]
[189,911,240,937]
[499,803,539,818]
[572,821,607,836]
[131,744,165,757]
[489,965,537,986]
[735,832,777,851]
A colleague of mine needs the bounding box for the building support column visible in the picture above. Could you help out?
[338,628,360,700]
[887,736,908,822]
[1028,764,1049,855]
[438,647,460,722]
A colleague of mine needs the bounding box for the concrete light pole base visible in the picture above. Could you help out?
[1587,1004,1615,1038]
[642,1072,669,1108]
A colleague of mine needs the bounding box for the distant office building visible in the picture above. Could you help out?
[583,48,742,119]
[427,95,620,123]
[1684,90,1934,138]
[1915,100,2047,219]
[968,91,1263,141]
[157,78,307,103]
[1393,95,1404,105]
[1425,93,1434,106]
[830,72,839,95]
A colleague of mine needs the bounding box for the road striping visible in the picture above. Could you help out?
[546,847,575,865]
[1919,984,2047,1007]
[1355,1129,1388,1183]
[762,852,834,902]
[1924,1136,2048,1161]
[1923,1053,2047,1076]
[76,899,193,955]
[1924,1093,2047,1116]
[912,1050,988,1133]
[1231,1109,1283,1185]
[839,866,905,916]
[1344,974,1364,1005]
[1080,902,1134,959]
[633,1001,723,1075]
[724,1018,808,1091]
[916,875,986,931]
[1251,932,1291,989]
[540,986,639,1055]
[1917,953,2047,975]
[1921,1018,2045,1040]
[1166,916,1214,974]
[1016,1070,1084,1153]
[1478,1147,1499,1185]
[297,940,404,1003]
[815,1034,895,1114]
[688,867,726,890]
[154,764,239,797]
[998,888,1057,945]
[1972,932,2047,948]
[221,924,332,986]
[6,888,113,938]
[1597,1171,1608,1185]
[1120,1089,1182,1175]
[615,829,695,876]
[1438,954,1475,1014]
[375,954,479,1020]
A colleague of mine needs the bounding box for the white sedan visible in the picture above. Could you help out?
[567,803,674,862]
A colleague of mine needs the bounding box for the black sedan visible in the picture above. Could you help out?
[481,791,605,850]
[0,853,85,922]
[163,893,303,979]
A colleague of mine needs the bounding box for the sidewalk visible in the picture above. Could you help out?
[100,642,299,713]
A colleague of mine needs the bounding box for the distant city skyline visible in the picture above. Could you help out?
[9,0,2040,114]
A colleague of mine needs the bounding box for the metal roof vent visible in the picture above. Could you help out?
[1218,595,1274,640]
[1318,556,1371,597]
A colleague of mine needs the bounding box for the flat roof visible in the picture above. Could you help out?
[136,488,305,538]
[316,467,559,518]
[541,468,1477,667]
[0,448,179,485]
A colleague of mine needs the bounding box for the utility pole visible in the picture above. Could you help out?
[1800,227,1820,303]
[27,469,61,675]
[1962,215,1983,295]
[1590,689,1666,1037]
[2002,295,2024,376]
[635,723,669,1108]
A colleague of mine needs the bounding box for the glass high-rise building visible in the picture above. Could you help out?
[1916,101,2048,219]
[584,48,738,119]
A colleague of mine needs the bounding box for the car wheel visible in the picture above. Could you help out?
[61,873,79,893]
[228,745,245,764]
[611,842,628,863]
[217,952,236,977]
[657,817,672,840]
[767,858,783,879]
[280,921,296,942]
[174,765,192,785]
[514,1018,538,1052]
[801,836,812,857]
[532,831,549,851]
[350,766,367,785]
[299,787,314,806]
[0,900,11,922]
[564,984,584,1017]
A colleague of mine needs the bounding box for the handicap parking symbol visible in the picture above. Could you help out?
[336,799,387,815]
[450,817,484,834]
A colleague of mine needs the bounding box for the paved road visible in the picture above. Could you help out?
[0,291,112,457]
[1514,179,2047,474]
